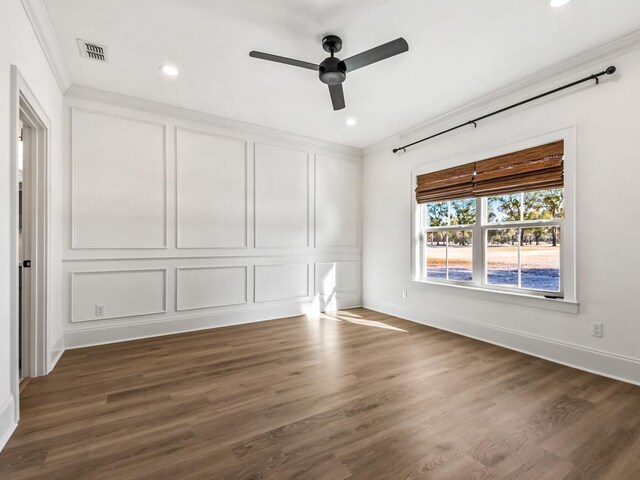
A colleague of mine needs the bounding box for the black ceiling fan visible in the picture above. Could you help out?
[249,35,409,111]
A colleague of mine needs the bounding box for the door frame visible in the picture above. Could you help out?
[9,66,51,420]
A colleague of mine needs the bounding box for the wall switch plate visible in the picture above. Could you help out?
[95,304,105,317]
[402,289,407,298]
[591,322,603,337]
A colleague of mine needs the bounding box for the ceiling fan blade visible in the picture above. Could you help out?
[249,51,319,71]
[328,84,345,111]
[342,37,409,72]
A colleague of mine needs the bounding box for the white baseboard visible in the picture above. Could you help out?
[65,295,362,349]
[364,299,640,386]
[49,334,65,371]
[0,394,17,453]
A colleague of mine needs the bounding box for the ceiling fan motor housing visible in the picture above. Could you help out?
[319,57,346,85]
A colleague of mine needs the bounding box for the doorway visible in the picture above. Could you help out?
[18,120,26,383]
[10,66,51,421]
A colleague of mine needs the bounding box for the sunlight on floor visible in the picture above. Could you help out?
[305,264,407,332]
[313,311,408,333]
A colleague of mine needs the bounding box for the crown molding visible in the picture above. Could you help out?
[21,0,72,93]
[363,28,640,155]
[65,84,362,157]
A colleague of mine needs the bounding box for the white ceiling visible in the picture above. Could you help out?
[44,0,640,148]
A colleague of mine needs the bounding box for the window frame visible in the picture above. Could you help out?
[421,196,564,296]
[411,127,577,308]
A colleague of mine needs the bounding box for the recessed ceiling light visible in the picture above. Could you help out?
[160,65,179,76]
[346,117,357,126]
[550,0,571,7]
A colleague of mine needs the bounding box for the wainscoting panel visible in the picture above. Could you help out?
[63,94,362,350]
[176,266,247,311]
[254,143,309,248]
[254,264,310,302]
[176,128,247,248]
[315,261,360,295]
[72,108,167,248]
[72,269,167,322]
[315,154,360,247]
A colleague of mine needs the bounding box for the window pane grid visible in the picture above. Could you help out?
[423,188,564,295]
[484,226,561,293]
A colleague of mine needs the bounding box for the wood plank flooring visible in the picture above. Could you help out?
[1,308,639,479]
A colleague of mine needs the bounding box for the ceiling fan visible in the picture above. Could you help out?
[249,35,409,111]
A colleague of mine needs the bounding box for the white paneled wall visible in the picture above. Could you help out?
[72,109,167,248]
[315,261,360,312]
[254,264,310,303]
[62,95,362,347]
[176,266,247,311]
[315,262,360,295]
[315,154,360,247]
[176,129,247,248]
[72,269,167,322]
[254,143,309,248]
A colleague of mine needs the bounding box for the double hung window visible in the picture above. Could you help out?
[417,140,566,297]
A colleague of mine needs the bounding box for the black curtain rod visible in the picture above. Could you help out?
[392,65,617,154]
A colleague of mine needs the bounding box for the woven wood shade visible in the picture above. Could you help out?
[415,163,475,204]
[415,140,564,204]
[473,140,564,197]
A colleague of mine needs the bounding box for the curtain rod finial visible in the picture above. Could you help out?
[606,66,616,75]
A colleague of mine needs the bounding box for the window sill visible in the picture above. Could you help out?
[411,279,579,314]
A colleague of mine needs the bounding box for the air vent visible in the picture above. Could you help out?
[77,39,108,62]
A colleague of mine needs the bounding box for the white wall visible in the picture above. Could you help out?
[0,0,64,450]
[62,94,362,348]
[362,48,640,385]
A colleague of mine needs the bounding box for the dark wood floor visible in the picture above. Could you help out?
[1,308,639,479]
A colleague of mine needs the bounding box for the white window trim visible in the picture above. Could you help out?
[411,126,577,313]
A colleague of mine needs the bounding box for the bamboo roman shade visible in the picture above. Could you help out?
[415,163,475,203]
[415,140,564,204]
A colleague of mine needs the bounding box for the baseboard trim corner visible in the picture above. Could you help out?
[363,299,640,386]
[0,394,17,453]
[49,333,65,372]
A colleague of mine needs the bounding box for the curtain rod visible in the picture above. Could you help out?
[392,65,617,154]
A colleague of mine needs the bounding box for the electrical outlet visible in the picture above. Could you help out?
[591,322,602,337]
[95,304,105,317]
[402,289,407,298]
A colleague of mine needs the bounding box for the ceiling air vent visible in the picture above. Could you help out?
[77,39,108,62]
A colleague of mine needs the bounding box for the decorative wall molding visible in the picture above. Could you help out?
[176,266,248,312]
[254,264,311,303]
[71,268,168,322]
[314,154,361,248]
[364,300,640,386]
[66,85,362,158]
[315,261,360,295]
[364,28,640,154]
[175,127,248,249]
[60,95,362,368]
[71,107,169,249]
[20,0,73,92]
[61,251,362,262]
[253,143,310,249]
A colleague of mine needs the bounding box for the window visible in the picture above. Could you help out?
[425,199,474,282]
[422,188,563,294]
[415,138,573,300]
